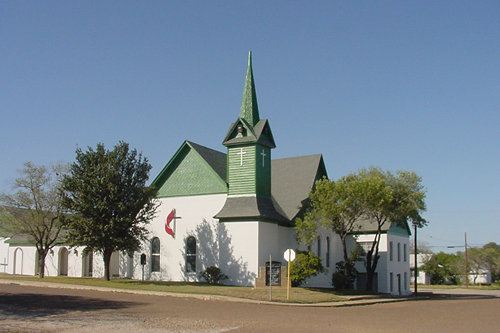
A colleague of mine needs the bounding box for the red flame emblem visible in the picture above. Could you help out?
[165,209,175,237]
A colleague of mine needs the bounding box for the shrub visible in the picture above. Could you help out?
[199,266,228,285]
[290,250,324,287]
[331,261,357,290]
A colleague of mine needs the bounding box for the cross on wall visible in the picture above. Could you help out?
[260,149,266,167]
[237,148,246,166]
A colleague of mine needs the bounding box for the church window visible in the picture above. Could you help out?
[186,236,197,273]
[151,237,160,272]
[389,241,393,261]
[403,243,407,262]
[326,237,330,267]
[317,237,321,258]
[397,243,401,262]
[390,272,393,292]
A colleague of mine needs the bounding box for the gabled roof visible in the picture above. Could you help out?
[5,233,34,244]
[186,141,227,182]
[271,154,328,221]
[350,217,412,236]
[152,142,327,224]
[222,119,276,148]
[152,141,227,197]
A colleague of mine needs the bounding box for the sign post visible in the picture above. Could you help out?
[283,249,296,301]
[140,253,146,281]
[269,255,272,301]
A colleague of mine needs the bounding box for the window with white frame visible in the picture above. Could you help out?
[151,237,160,272]
[185,236,197,273]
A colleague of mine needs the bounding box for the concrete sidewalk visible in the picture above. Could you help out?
[0,278,418,307]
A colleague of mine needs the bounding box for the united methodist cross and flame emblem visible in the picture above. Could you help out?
[165,209,181,238]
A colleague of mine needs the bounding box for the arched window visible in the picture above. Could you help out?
[185,236,196,273]
[151,237,160,272]
[58,247,69,276]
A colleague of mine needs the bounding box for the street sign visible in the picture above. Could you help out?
[283,249,295,262]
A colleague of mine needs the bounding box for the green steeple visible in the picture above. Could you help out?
[239,51,260,127]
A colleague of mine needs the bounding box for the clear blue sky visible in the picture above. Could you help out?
[1,1,498,251]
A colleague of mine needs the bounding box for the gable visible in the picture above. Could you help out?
[153,141,227,197]
[388,222,411,237]
[271,154,328,222]
[222,118,276,148]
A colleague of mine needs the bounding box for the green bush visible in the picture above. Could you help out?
[290,250,324,287]
[331,261,357,290]
[199,266,228,285]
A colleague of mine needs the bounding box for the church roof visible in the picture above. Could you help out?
[213,196,288,225]
[271,154,327,221]
[186,141,227,181]
[350,217,412,236]
[151,141,227,197]
[153,140,327,225]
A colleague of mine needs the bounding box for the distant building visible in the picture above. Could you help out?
[410,253,432,285]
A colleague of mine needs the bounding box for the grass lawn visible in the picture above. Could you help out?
[0,274,359,303]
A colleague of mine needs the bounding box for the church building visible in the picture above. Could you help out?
[0,53,411,295]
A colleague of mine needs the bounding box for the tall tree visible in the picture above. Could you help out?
[296,174,365,288]
[359,167,427,291]
[0,162,66,278]
[422,252,461,285]
[296,167,427,291]
[61,142,158,281]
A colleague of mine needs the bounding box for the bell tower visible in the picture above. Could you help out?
[215,52,285,223]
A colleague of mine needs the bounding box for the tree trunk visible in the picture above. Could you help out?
[37,249,48,278]
[103,248,113,281]
[340,235,352,287]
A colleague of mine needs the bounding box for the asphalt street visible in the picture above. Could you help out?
[0,282,499,332]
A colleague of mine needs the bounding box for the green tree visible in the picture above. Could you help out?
[295,174,365,286]
[358,167,427,291]
[422,252,462,284]
[482,243,500,282]
[290,250,324,287]
[467,243,500,283]
[0,162,66,278]
[61,142,158,281]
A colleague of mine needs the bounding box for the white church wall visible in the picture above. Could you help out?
[302,230,349,288]
[130,194,227,283]
[220,220,259,286]
[258,222,283,267]
[8,245,35,275]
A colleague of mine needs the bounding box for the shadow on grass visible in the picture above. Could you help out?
[0,292,141,318]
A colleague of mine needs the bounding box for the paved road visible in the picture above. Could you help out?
[1,283,499,332]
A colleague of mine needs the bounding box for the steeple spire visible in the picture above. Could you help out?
[239,51,260,127]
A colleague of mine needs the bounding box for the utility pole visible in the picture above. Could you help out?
[464,232,469,288]
[414,223,418,296]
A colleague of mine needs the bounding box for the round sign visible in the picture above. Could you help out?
[283,249,296,262]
